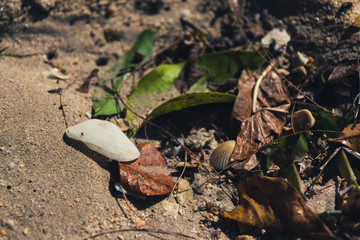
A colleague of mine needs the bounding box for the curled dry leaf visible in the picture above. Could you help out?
[220,176,335,238]
[230,69,290,170]
[328,123,360,152]
[119,143,176,197]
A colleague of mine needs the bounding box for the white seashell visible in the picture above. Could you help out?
[65,119,140,162]
[293,109,315,131]
[210,140,235,170]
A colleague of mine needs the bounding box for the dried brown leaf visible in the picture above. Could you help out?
[231,69,290,170]
[328,123,360,152]
[325,60,360,101]
[220,176,335,238]
[119,143,176,197]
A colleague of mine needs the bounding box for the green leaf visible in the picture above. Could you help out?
[93,74,128,117]
[126,63,185,120]
[315,111,340,138]
[291,134,308,161]
[146,92,236,121]
[335,149,360,191]
[123,29,153,68]
[190,50,265,91]
[93,97,120,117]
[283,163,307,200]
[92,30,153,117]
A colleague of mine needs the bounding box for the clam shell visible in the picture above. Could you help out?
[210,140,235,170]
[293,109,315,131]
[65,119,140,162]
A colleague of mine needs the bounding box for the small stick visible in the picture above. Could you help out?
[105,86,199,162]
[171,151,188,195]
[312,147,341,187]
[252,60,276,113]
[86,228,195,239]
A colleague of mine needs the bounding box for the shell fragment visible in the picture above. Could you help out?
[65,119,140,162]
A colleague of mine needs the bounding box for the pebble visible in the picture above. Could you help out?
[9,162,15,169]
[0,230,6,236]
[261,28,291,52]
[178,208,185,216]
[34,0,56,12]
[4,218,15,229]
[23,227,29,235]
[161,200,179,219]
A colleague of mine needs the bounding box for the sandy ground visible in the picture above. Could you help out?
[0,1,215,239]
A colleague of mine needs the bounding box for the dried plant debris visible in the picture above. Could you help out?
[230,68,291,170]
[118,143,176,197]
[220,176,335,239]
[329,123,360,152]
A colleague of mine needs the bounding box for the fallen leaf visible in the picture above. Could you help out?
[126,63,184,121]
[341,188,360,233]
[324,60,360,107]
[328,123,360,152]
[174,54,203,93]
[146,92,236,122]
[220,176,335,238]
[231,69,290,170]
[119,143,176,197]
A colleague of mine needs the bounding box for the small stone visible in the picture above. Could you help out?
[134,217,146,228]
[181,9,191,19]
[161,200,179,219]
[4,218,15,229]
[9,162,15,168]
[178,208,185,216]
[23,227,29,235]
[34,0,56,12]
[261,28,291,53]
[0,230,6,236]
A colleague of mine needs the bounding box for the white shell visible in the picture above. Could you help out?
[210,140,235,170]
[65,119,140,162]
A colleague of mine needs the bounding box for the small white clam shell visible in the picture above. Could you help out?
[65,119,140,162]
[210,140,235,170]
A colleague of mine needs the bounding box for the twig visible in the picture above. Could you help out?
[252,60,276,113]
[58,80,76,128]
[86,228,194,239]
[171,151,188,195]
[256,107,289,113]
[312,147,341,187]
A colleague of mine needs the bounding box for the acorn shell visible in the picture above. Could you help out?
[210,140,236,170]
[65,119,140,162]
[293,109,315,131]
